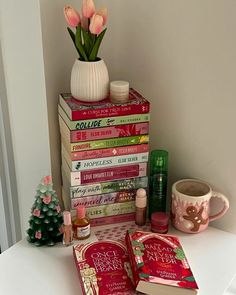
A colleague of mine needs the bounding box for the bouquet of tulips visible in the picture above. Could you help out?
[64,0,107,62]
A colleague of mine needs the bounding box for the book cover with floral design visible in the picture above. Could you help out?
[125,230,198,294]
[73,240,136,295]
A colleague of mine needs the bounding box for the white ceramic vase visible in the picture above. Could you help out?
[71,59,109,102]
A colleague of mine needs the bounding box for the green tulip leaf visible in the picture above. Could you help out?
[81,27,93,56]
[67,27,81,59]
[75,25,88,61]
[89,28,107,61]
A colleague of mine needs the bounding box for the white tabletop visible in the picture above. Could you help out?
[0,223,236,295]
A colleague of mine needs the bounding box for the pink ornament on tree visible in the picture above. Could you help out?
[33,209,41,217]
[55,205,61,213]
[43,176,52,185]
[43,195,51,204]
[35,231,42,239]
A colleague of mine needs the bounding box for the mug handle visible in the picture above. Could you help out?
[209,191,229,222]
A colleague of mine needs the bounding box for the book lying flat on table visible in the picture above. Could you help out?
[73,240,136,295]
[125,230,198,295]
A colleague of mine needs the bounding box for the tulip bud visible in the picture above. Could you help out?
[82,0,96,18]
[64,5,81,27]
[89,13,103,35]
[96,7,108,26]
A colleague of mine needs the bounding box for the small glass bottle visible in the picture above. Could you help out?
[149,150,168,219]
[73,206,90,240]
[135,188,147,226]
[62,211,73,246]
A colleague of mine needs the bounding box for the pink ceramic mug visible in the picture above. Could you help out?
[171,179,229,233]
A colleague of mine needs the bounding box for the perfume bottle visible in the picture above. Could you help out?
[73,206,91,240]
[62,211,73,246]
[149,150,168,219]
[135,188,147,226]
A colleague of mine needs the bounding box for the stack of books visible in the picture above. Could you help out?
[58,88,150,226]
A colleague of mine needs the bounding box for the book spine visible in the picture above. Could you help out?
[67,135,149,152]
[60,88,150,121]
[71,190,136,209]
[70,177,148,198]
[58,104,150,130]
[70,122,149,142]
[73,248,87,295]
[125,232,140,287]
[80,201,136,219]
[89,213,135,227]
[69,144,149,161]
[64,149,149,171]
[62,157,147,186]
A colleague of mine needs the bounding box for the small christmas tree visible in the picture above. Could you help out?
[27,176,63,246]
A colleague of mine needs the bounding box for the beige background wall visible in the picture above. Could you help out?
[2,0,235,235]
[40,0,236,234]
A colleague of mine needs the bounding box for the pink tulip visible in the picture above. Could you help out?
[89,13,103,35]
[82,0,95,18]
[64,5,81,27]
[97,7,108,26]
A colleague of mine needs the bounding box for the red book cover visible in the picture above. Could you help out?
[125,230,198,295]
[73,240,136,295]
[60,88,150,121]
[70,144,149,161]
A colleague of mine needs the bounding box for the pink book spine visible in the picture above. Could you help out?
[71,190,136,209]
[73,162,147,185]
[70,122,149,142]
[90,213,135,227]
[71,144,149,161]
[69,88,150,120]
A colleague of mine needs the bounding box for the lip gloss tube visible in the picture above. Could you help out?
[63,211,73,246]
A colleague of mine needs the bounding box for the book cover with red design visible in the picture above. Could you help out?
[73,240,136,295]
[68,144,149,161]
[59,114,149,143]
[60,88,150,121]
[125,230,198,295]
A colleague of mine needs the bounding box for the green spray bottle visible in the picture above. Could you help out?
[148,150,168,219]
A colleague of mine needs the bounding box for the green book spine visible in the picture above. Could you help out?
[80,201,136,219]
[58,104,150,130]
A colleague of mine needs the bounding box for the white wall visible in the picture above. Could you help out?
[0,0,51,235]
[40,0,236,234]
[104,0,236,233]
[2,0,235,235]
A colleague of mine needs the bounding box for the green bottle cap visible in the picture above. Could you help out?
[150,150,168,174]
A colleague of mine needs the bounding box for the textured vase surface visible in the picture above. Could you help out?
[71,59,109,102]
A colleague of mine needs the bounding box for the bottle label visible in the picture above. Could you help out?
[77,224,90,238]
[152,173,167,198]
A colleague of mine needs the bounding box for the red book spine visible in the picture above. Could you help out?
[70,144,149,161]
[70,122,149,142]
[60,88,150,121]
[71,102,150,120]
[74,163,147,185]
[90,213,135,227]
